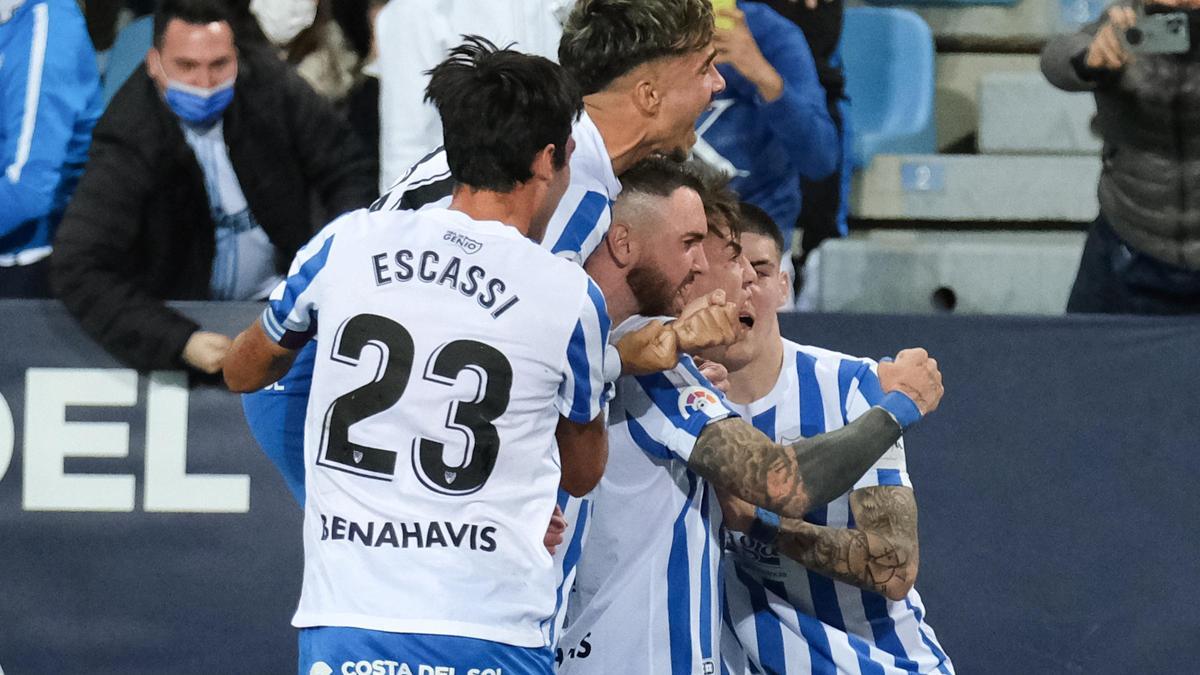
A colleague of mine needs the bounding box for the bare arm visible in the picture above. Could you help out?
[718,484,919,600]
[777,486,919,601]
[556,413,608,497]
[689,408,902,518]
[691,347,941,517]
[223,319,299,392]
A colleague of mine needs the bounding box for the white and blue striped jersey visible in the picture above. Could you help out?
[368,110,619,648]
[558,315,737,675]
[721,340,954,675]
[370,111,620,266]
[261,206,610,648]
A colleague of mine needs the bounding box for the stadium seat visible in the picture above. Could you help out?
[102,16,153,107]
[851,153,1101,221]
[809,230,1084,315]
[841,7,937,168]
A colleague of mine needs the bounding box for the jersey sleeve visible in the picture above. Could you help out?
[544,186,611,265]
[260,222,339,350]
[839,359,912,491]
[556,277,612,424]
[619,353,738,464]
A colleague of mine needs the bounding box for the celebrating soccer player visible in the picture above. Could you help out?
[714,203,955,674]
[372,0,726,267]
[558,166,946,674]
[224,40,611,674]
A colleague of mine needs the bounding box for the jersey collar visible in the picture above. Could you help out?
[574,111,622,199]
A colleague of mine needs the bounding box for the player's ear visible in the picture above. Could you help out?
[530,143,557,182]
[606,221,635,267]
[777,268,791,307]
[631,74,662,117]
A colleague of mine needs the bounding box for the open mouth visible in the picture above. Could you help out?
[738,313,755,329]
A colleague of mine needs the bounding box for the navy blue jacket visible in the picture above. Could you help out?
[695,2,837,243]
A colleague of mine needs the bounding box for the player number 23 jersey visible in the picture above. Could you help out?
[260,207,610,648]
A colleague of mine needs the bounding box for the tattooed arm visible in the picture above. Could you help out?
[717,485,920,601]
[686,346,941,518]
[688,407,902,519]
[776,486,920,601]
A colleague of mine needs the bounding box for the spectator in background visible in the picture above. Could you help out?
[1043,2,1200,314]
[52,0,376,374]
[87,0,267,55]
[1,0,102,297]
[251,0,358,102]
[374,0,572,191]
[762,0,852,273]
[694,1,837,267]
[334,0,387,175]
[251,0,384,174]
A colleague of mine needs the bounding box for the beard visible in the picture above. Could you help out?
[628,262,682,318]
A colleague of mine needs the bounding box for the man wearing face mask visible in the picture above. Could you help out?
[51,0,376,374]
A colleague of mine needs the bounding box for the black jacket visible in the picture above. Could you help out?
[52,50,377,370]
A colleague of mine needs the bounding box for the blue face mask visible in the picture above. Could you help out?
[163,76,236,127]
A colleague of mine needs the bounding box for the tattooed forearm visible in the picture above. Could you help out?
[786,408,902,510]
[689,418,811,517]
[689,408,902,518]
[776,486,920,601]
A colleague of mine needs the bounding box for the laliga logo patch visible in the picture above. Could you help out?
[678,386,720,419]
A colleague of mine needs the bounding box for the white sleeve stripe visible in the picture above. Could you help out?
[261,306,286,341]
[6,3,48,184]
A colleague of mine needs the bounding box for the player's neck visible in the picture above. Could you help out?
[583,253,638,327]
[448,187,536,239]
[726,330,785,405]
[584,96,655,176]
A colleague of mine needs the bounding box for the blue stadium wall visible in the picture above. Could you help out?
[0,301,1196,673]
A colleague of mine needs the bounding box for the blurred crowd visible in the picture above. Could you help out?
[8,0,1197,374]
[1,0,856,374]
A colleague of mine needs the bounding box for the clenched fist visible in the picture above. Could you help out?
[672,289,741,354]
[615,320,679,376]
[877,348,944,415]
[182,330,233,375]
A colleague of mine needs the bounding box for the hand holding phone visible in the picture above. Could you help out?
[1122,12,1190,55]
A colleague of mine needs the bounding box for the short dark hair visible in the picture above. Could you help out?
[618,155,705,201]
[425,36,582,192]
[153,0,234,48]
[559,0,715,95]
[736,201,785,259]
[689,162,742,240]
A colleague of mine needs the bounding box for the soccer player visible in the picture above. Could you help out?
[223,40,610,674]
[241,0,730,646]
[558,164,945,674]
[243,0,728,505]
[370,0,726,266]
[717,204,955,675]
